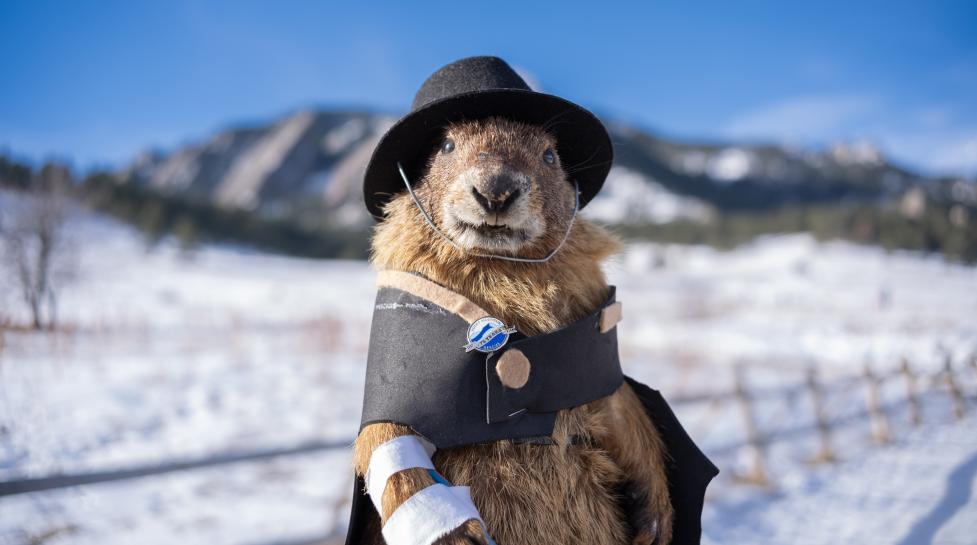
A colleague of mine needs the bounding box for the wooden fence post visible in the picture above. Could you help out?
[943,353,965,420]
[733,365,770,487]
[863,361,890,444]
[968,351,977,392]
[805,365,836,463]
[0,316,8,357]
[901,358,922,426]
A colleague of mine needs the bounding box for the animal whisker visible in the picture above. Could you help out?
[566,160,614,175]
[541,109,574,132]
[563,146,604,173]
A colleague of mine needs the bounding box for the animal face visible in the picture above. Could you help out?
[415,117,577,254]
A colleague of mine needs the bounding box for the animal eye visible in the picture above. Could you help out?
[441,138,455,154]
[543,148,556,164]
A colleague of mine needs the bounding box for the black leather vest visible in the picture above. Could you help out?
[360,273,624,448]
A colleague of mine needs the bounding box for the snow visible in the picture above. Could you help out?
[610,236,977,377]
[583,167,715,224]
[2,199,976,545]
[829,140,884,167]
[706,414,977,545]
[1,450,351,545]
[707,148,754,182]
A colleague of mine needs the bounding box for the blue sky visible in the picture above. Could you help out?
[2,1,976,176]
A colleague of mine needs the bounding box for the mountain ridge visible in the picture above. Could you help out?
[117,109,976,226]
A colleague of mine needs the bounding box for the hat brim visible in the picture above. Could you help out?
[363,89,612,221]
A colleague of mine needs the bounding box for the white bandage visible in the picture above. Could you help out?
[382,483,483,545]
[366,435,437,511]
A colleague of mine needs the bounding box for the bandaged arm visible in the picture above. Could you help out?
[366,435,494,545]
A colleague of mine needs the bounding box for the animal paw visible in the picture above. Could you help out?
[433,519,489,545]
[621,480,668,545]
[631,519,661,545]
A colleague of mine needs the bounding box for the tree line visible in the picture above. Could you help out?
[2,154,976,270]
[81,173,371,259]
[614,201,977,264]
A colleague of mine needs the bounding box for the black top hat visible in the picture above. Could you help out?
[363,56,613,221]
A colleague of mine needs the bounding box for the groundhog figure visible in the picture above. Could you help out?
[346,57,717,545]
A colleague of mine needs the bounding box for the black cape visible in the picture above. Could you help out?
[346,274,717,544]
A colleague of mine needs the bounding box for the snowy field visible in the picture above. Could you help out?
[714,413,977,545]
[2,200,976,545]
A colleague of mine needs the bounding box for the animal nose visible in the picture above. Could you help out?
[472,174,522,213]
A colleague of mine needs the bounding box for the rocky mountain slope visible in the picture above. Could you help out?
[118,110,973,226]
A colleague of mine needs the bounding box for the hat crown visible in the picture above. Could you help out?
[364,55,611,221]
[412,56,531,111]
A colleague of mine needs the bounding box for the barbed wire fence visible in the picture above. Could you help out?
[2,345,975,545]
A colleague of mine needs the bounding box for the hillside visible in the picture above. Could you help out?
[117,110,976,227]
[5,111,977,263]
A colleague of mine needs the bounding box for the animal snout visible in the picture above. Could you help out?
[472,173,522,214]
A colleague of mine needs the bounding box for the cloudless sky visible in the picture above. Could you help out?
[1,0,976,175]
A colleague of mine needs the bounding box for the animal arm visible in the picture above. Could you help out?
[353,423,491,545]
[365,435,437,508]
[595,383,675,545]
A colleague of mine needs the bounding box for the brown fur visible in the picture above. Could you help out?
[353,118,673,545]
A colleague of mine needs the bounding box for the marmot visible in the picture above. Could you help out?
[346,56,716,545]
[353,116,673,545]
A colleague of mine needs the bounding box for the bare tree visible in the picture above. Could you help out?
[1,164,76,330]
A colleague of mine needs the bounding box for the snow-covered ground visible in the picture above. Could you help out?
[1,198,975,545]
[709,412,977,545]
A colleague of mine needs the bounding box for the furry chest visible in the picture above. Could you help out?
[434,414,632,545]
